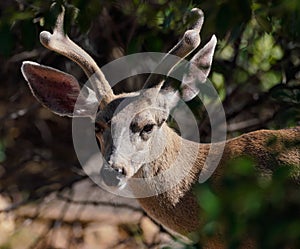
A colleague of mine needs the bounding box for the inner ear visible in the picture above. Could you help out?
[21,61,98,117]
[22,61,81,116]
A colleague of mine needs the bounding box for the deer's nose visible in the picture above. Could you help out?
[100,163,127,187]
[111,163,127,177]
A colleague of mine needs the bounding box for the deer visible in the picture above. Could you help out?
[21,6,299,248]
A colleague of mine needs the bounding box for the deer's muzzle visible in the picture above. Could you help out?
[100,163,127,187]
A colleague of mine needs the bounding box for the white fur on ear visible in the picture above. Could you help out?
[73,85,99,117]
[181,35,217,101]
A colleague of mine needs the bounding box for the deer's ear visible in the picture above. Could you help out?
[21,61,98,117]
[181,35,217,101]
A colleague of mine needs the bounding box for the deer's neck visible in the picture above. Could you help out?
[133,126,300,235]
[134,124,210,203]
[132,124,210,234]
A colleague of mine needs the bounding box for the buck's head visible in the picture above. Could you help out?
[21,7,216,188]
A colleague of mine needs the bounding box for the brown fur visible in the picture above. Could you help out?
[135,125,300,246]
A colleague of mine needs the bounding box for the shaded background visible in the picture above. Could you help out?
[0,0,299,248]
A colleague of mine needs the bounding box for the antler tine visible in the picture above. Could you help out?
[142,8,204,90]
[39,7,115,105]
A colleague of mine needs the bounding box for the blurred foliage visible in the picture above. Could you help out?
[0,0,300,248]
[193,157,300,249]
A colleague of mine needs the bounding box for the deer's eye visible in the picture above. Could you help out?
[141,124,155,135]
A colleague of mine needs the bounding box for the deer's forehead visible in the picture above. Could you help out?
[97,95,156,124]
[131,110,155,125]
[112,105,156,127]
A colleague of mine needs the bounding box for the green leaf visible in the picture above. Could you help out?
[0,25,14,57]
[255,15,272,33]
[196,185,221,220]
